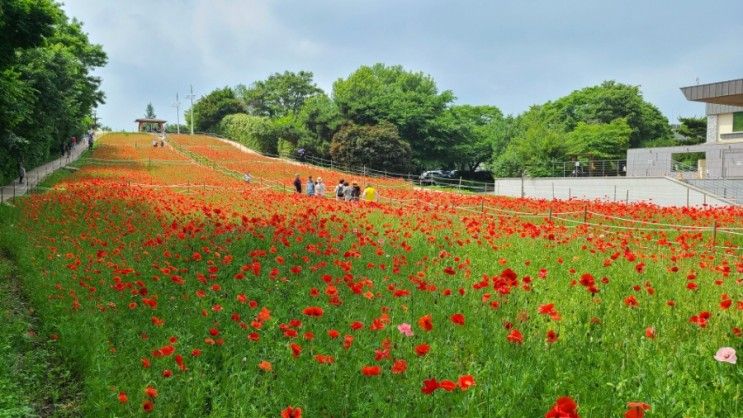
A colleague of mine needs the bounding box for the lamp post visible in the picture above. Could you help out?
[172,93,181,134]
[185,85,196,135]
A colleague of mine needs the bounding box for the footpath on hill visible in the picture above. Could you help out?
[0,140,89,204]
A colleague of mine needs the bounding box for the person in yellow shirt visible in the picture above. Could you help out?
[363,184,377,202]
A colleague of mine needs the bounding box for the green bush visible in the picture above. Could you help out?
[218,113,278,155]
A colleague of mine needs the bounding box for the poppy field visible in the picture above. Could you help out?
[1,133,740,417]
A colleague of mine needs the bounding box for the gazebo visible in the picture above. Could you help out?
[135,118,167,133]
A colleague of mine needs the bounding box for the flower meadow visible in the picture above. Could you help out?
[0,133,740,417]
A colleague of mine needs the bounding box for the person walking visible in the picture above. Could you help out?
[350,182,361,201]
[293,174,302,193]
[343,181,352,201]
[315,177,326,197]
[306,175,315,196]
[363,183,377,202]
[18,162,25,185]
[334,179,345,201]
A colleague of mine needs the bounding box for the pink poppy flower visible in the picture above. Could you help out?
[714,347,736,364]
[397,323,414,337]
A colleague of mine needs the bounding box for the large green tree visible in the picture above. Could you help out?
[295,93,343,158]
[492,81,672,177]
[432,105,504,172]
[538,81,671,148]
[332,64,454,164]
[564,118,632,160]
[186,87,245,133]
[0,1,106,184]
[330,122,411,173]
[237,71,321,118]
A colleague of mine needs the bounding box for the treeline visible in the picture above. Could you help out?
[187,65,700,177]
[0,0,106,184]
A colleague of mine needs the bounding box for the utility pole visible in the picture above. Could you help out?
[172,93,181,134]
[185,85,196,135]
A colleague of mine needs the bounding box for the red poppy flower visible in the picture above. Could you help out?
[391,359,408,374]
[507,329,523,344]
[625,402,651,418]
[281,406,302,418]
[144,386,158,398]
[302,306,324,317]
[418,314,433,332]
[450,313,465,326]
[361,365,381,376]
[253,360,271,372]
[143,400,154,413]
[290,343,302,358]
[439,379,457,391]
[117,392,128,404]
[458,374,475,390]
[545,396,579,418]
[421,378,439,395]
[546,330,558,344]
[415,343,431,357]
[644,327,655,339]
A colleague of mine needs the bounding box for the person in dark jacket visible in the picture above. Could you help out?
[293,174,302,193]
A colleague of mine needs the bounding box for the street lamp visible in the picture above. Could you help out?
[185,85,196,135]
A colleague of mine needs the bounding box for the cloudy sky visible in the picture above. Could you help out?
[62,0,743,131]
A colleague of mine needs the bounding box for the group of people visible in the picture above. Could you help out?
[293,174,376,202]
[152,131,166,148]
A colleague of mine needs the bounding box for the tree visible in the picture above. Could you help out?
[330,122,411,173]
[332,64,454,163]
[491,109,568,177]
[236,71,321,118]
[538,81,671,148]
[186,87,245,133]
[0,2,106,184]
[564,118,632,160]
[295,93,343,158]
[676,116,706,144]
[432,105,504,172]
[145,102,156,118]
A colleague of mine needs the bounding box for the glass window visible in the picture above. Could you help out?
[733,112,743,132]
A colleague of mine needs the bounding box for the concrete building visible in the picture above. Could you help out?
[626,78,743,179]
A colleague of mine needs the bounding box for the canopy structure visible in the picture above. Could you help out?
[680,78,743,106]
[135,118,167,132]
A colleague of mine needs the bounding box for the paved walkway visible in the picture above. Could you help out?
[0,140,89,203]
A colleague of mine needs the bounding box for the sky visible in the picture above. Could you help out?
[61,0,743,131]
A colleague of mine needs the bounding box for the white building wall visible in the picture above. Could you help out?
[718,113,734,138]
[493,177,731,207]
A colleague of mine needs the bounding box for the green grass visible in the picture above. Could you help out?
[0,251,82,417]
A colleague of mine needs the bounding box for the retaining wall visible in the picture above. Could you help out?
[492,177,733,207]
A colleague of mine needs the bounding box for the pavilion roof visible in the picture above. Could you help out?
[135,118,167,123]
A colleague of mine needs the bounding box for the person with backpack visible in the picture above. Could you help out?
[293,174,302,193]
[306,175,315,196]
[335,179,345,201]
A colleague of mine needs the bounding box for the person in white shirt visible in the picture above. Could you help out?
[315,177,326,197]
